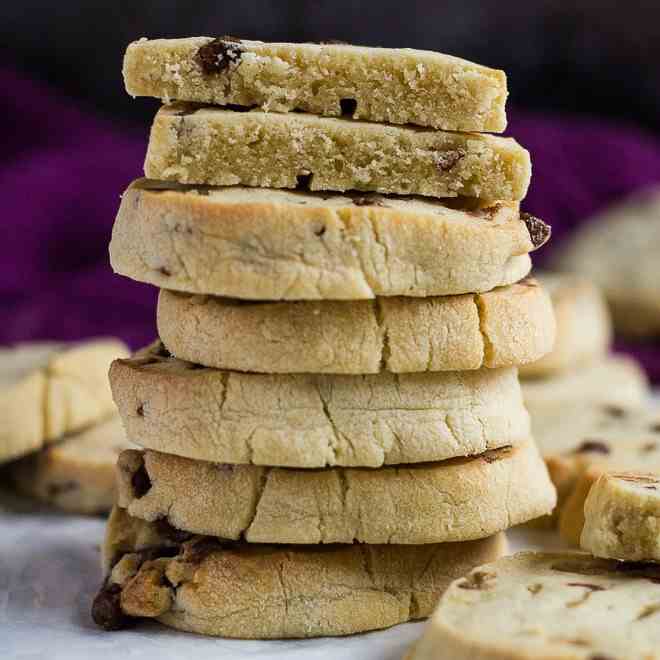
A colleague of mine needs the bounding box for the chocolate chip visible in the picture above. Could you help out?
[157,266,171,277]
[196,36,243,74]
[435,149,466,172]
[314,225,326,237]
[92,582,130,631]
[136,404,144,417]
[46,481,78,498]
[521,212,551,249]
[566,582,606,592]
[296,173,313,190]
[602,405,626,418]
[574,440,610,455]
[131,463,152,499]
[340,98,357,117]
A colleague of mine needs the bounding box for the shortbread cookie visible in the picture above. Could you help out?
[144,104,530,201]
[124,37,508,132]
[408,552,660,660]
[519,273,611,378]
[110,341,531,468]
[581,472,660,562]
[0,339,129,464]
[555,186,660,336]
[111,180,546,301]
[115,441,555,544]
[7,416,132,514]
[93,507,508,638]
[522,354,648,414]
[157,279,555,374]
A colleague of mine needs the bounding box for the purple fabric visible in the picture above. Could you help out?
[2,67,660,379]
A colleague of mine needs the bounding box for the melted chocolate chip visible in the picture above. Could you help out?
[574,440,610,455]
[339,98,357,117]
[131,463,152,499]
[92,582,130,631]
[436,149,466,172]
[521,212,551,249]
[196,36,244,74]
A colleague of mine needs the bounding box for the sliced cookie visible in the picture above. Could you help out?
[115,441,555,544]
[519,272,612,378]
[110,180,545,300]
[145,104,530,200]
[124,37,508,132]
[0,339,129,464]
[408,552,660,660]
[554,186,660,337]
[157,279,555,374]
[93,507,508,638]
[581,471,660,562]
[110,341,531,468]
[7,416,132,514]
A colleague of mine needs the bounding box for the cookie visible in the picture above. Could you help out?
[581,471,660,562]
[124,37,508,132]
[7,416,132,514]
[408,552,660,660]
[157,279,555,374]
[519,273,611,378]
[110,341,531,468]
[110,180,545,301]
[144,104,530,201]
[0,339,129,464]
[93,507,508,638]
[554,186,660,337]
[115,441,555,545]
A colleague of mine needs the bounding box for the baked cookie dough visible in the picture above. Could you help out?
[110,180,546,301]
[110,341,531,468]
[7,416,132,514]
[144,104,530,200]
[519,273,611,378]
[0,339,129,464]
[124,37,508,132]
[157,279,555,374]
[93,507,508,638]
[115,441,555,545]
[581,471,660,562]
[408,552,660,660]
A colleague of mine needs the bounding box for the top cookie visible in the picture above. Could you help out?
[123,37,508,132]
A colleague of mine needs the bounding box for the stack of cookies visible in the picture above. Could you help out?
[92,37,557,638]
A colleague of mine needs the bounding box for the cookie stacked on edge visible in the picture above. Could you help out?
[93,37,557,638]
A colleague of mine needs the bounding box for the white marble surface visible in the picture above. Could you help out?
[0,489,568,660]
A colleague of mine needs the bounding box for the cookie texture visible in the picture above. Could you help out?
[554,186,660,337]
[145,104,530,201]
[110,180,540,301]
[124,37,508,132]
[7,416,132,514]
[519,273,612,378]
[115,441,555,544]
[110,341,531,468]
[409,552,660,660]
[0,339,129,464]
[581,471,660,562]
[94,507,508,638]
[157,279,555,374]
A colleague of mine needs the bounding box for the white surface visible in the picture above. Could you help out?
[0,489,569,660]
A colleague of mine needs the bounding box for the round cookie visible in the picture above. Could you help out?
[115,441,556,545]
[581,471,660,562]
[7,416,132,514]
[157,279,555,374]
[110,341,531,468]
[94,507,508,638]
[0,339,129,464]
[110,179,544,301]
[408,552,660,660]
[554,186,660,337]
[124,37,508,132]
[519,272,611,378]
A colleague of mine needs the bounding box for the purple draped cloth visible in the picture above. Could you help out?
[2,66,660,379]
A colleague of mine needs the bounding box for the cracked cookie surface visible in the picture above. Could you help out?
[408,551,660,660]
[94,507,508,638]
[157,279,555,374]
[110,179,539,301]
[110,341,531,468]
[114,440,555,544]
